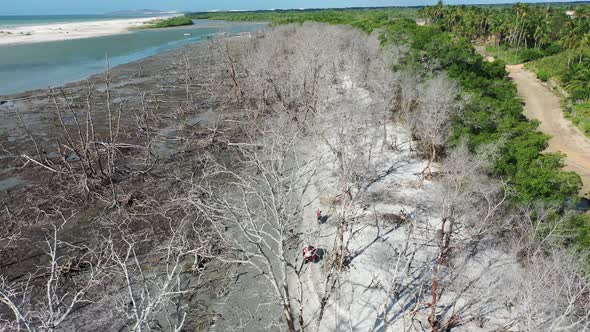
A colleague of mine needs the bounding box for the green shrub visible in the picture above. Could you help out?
[520,48,545,62]
[190,8,418,33]
[144,16,194,29]
[485,45,522,65]
[537,70,550,82]
[543,42,561,56]
[561,213,590,251]
[563,61,590,100]
[526,50,573,82]
[567,101,590,136]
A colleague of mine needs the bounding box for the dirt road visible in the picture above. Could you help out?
[507,64,590,196]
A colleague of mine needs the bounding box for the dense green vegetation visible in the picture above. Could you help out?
[485,44,552,64]
[420,2,590,137]
[565,213,590,250]
[415,2,590,255]
[526,49,572,80]
[190,8,417,33]
[418,2,589,55]
[143,16,194,29]
[381,20,581,204]
[526,49,590,135]
[567,101,590,135]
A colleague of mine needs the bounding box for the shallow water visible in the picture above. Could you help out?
[0,20,265,96]
[0,14,145,27]
[0,177,25,191]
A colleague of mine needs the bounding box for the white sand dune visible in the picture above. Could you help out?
[0,17,165,45]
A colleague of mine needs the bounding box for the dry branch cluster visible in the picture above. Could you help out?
[1,22,590,332]
[1,42,227,332]
[208,23,381,116]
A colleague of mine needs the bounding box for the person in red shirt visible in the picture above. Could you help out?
[316,209,322,222]
[302,245,318,263]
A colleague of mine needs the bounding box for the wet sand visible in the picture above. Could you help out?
[0,36,249,330]
[0,17,169,45]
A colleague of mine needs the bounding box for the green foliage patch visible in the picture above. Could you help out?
[383,20,581,204]
[190,8,417,33]
[528,51,590,136]
[527,50,577,85]
[536,69,550,81]
[566,101,590,135]
[486,45,541,64]
[143,16,194,29]
[424,2,590,140]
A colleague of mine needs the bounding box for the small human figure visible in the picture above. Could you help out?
[302,245,319,263]
[316,209,322,222]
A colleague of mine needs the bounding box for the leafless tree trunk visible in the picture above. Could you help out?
[191,115,320,331]
[0,221,110,331]
[413,75,459,179]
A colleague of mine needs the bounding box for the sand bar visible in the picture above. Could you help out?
[0,17,167,45]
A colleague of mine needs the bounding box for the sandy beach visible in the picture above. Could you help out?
[0,17,167,45]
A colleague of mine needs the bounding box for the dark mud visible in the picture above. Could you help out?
[0,35,255,331]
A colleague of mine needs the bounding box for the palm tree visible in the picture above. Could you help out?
[566,78,590,98]
[433,1,445,21]
[562,61,590,98]
[534,17,551,49]
[576,31,590,63]
[561,18,582,66]
[510,3,528,51]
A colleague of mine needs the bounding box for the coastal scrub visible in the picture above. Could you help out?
[142,16,194,29]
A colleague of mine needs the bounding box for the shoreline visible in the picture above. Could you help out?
[0,16,169,45]
[0,26,262,98]
[0,35,236,330]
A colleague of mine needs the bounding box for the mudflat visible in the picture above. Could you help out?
[0,39,241,331]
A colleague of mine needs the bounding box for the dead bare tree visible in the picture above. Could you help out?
[510,248,590,331]
[190,115,320,331]
[6,53,163,207]
[320,109,382,273]
[209,23,378,120]
[397,71,421,152]
[369,215,422,331]
[367,51,402,151]
[0,221,110,331]
[111,229,204,332]
[413,75,459,179]
[420,138,510,331]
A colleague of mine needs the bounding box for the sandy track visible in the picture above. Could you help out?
[508,64,590,196]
